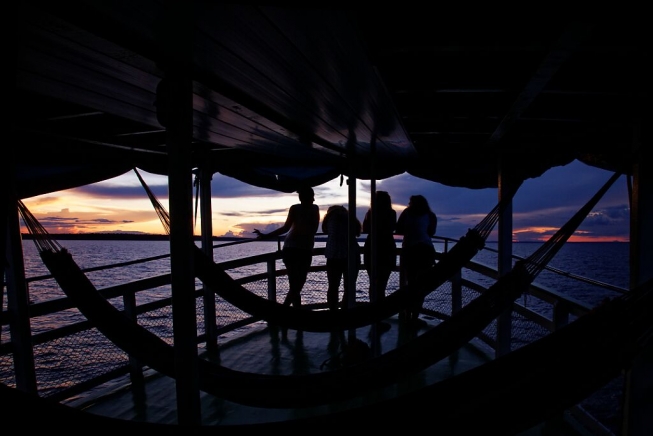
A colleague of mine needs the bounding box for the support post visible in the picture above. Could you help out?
[156,2,201,425]
[167,70,201,425]
[451,270,462,315]
[267,259,277,302]
[368,136,378,303]
[347,174,358,308]
[552,300,570,331]
[123,290,144,391]
[622,128,652,436]
[4,198,37,393]
[495,158,514,358]
[199,166,218,352]
[346,131,359,309]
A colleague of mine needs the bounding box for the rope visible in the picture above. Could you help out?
[133,168,170,235]
[520,170,621,279]
[17,200,63,254]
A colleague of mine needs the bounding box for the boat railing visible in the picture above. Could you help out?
[0,235,625,433]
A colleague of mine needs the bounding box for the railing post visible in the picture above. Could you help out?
[267,259,277,302]
[451,269,462,315]
[198,165,218,353]
[496,161,516,358]
[123,291,144,390]
[552,300,570,331]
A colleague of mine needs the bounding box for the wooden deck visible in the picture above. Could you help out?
[64,315,496,426]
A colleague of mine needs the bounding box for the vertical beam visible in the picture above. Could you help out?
[347,177,358,307]
[451,270,462,315]
[1,159,6,340]
[364,136,376,348]
[157,1,200,425]
[199,166,218,352]
[368,137,378,303]
[167,72,201,425]
[346,131,358,308]
[495,158,514,358]
[622,126,652,436]
[266,259,277,301]
[3,145,37,393]
[4,199,37,393]
[123,290,144,393]
[552,300,570,331]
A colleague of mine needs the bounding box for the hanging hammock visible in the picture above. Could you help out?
[269,276,653,434]
[135,167,513,332]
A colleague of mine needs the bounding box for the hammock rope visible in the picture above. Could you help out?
[520,170,622,280]
[133,168,170,235]
[17,201,63,253]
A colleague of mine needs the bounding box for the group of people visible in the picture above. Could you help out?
[254,186,437,328]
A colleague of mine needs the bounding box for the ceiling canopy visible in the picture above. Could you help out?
[13,4,647,198]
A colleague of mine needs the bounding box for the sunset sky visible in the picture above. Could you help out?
[20,158,630,243]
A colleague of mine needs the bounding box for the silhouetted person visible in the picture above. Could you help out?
[363,191,396,333]
[255,187,320,307]
[363,191,397,302]
[322,205,361,310]
[395,194,437,327]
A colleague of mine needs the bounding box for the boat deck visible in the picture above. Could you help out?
[60,316,596,435]
[65,315,497,426]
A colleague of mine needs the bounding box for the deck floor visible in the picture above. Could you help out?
[66,315,496,426]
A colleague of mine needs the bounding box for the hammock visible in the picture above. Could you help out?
[263,277,653,434]
[135,167,510,332]
[330,168,625,386]
[17,170,622,409]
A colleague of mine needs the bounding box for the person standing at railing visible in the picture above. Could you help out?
[254,186,320,307]
[362,191,397,333]
[322,205,361,310]
[395,194,437,328]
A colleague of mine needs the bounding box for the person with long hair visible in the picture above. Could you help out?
[254,187,320,307]
[322,205,361,310]
[395,194,437,327]
[362,190,397,311]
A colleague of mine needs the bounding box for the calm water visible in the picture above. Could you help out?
[18,239,630,325]
[474,241,630,306]
[6,238,632,431]
[20,239,631,291]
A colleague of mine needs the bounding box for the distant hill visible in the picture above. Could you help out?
[20,233,244,242]
[21,233,333,242]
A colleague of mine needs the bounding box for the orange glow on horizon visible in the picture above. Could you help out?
[566,235,628,243]
[512,227,628,243]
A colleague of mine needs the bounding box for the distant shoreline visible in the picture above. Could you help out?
[19,233,329,243]
[20,233,625,243]
[20,233,242,242]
